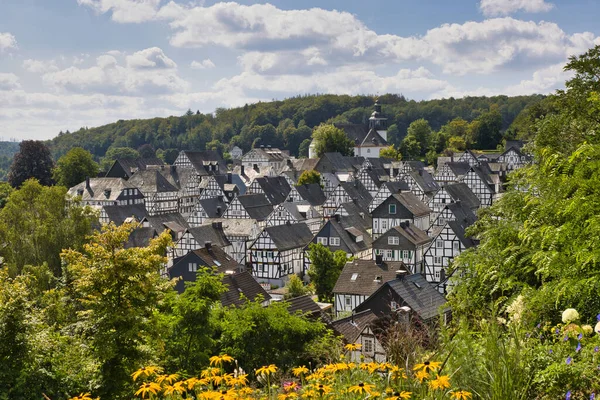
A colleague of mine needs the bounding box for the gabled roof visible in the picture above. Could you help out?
[443,183,480,210]
[505,140,526,151]
[213,173,247,196]
[278,202,307,222]
[331,309,380,343]
[191,245,240,272]
[129,169,179,193]
[125,227,157,248]
[469,165,495,190]
[286,295,323,317]
[374,192,431,217]
[197,197,228,218]
[264,222,314,251]
[314,215,372,255]
[359,128,388,147]
[106,157,165,179]
[373,222,432,248]
[334,123,369,144]
[68,177,136,202]
[444,201,478,226]
[337,202,372,230]
[367,275,448,321]
[183,150,226,175]
[295,183,327,206]
[360,167,387,188]
[144,212,189,234]
[333,259,407,296]
[237,194,274,221]
[364,157,395,171]
[186,225,231,248]
[444,162,471,177]
[380,180,411,194]
[253,176,292,205]
[339,180,373,212]
[204,218,256,237]
[407,170,439,195]
[102,203,148,225]
[446,219,478,249]
[160,165,197,191]
[242,147,289,162]
[315,152,364,174]
[403,160,426,172]
[221,271,271,307]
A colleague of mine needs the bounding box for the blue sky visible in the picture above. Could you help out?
[0,0,599,140]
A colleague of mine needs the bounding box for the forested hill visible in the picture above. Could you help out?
[46,93,544,162]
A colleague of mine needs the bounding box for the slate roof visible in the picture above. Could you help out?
[144,212,189,234]
[403,160,426,172]
[380,180,411,194]
[183,150,226,175]
[243,147,289,162]
[125,227,157,248]
[359,128,388,147]
[221,271,271,307]
[213,173,247,196]
[315,152,364,174]
[333,259,407,296]
[369,275,448,321]
[372,222,432,249]
[186,225,231,248]
[445,162,471,177]
[334,123,369,143]
[197,197,228,218]
[106,157,165,179]
[505,140,526,151]
[264,222,314,251]
[204,218,256,237]
[469,165,495,190]
[312,215,372,255]
[237,194,274,221]
[336,202,372,230]
[444,200,478,226]
[443,183,480,210]
[407,169,440,195]
[101,203,147,225]
[160,165,197,192]
[340,180,373,212]
[129,169,179,193]
[286,295,323,317]
[295,183,327,206]
[253,176,292,205]
[447,219,479,249]
[331,310,380,344]
[68,178,137,202]
[279,202,307,222]
[393,192,431,217]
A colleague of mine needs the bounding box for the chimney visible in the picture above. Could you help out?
[216,206,222,216]
[334,214,340,222]
[227,172,232,184]
[85,176,91,189]
[217,195,224,202]
[287,159,293,167]
[396,270,408,280]
[285,220,291,226]
[400,221,406,229]
[405,220,410,227]
[241,165,245,176]
[204,241,212,250]
[212,221,223,229]
[375,254,383,266]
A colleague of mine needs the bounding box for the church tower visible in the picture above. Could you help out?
[368,99,388,142]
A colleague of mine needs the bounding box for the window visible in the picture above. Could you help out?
[317,237,328,245]
[367,149,371,154]
[436,240,444,248]
[345,296,352,310]
[363,339,374,353]
[453,242,460,251]
[329,237,340,246]
[188,263,198,272]
[388,236,399,245]
[402,250,409,259]
[390,301,398,311]
[351,273,359,281]
[381,220,388,231]
[435,269,441,280]
[389,204,396,214]
[386,250,393,259]
[434,256,442,265]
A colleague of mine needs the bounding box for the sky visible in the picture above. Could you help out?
[0,0,599,141]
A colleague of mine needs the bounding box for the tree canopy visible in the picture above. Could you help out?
[52,147,99,188]
[296,170,321,186]
[307,243,349,302]
[8,141,54,188]
[311,124,354,157]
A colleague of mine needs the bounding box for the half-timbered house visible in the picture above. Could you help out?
[295,183,327,211]
[222,193,274,229]
[428,201,477,232]
[173,150,226,177]
[399,160,426,175]
[332,310,386,362]
[427,182,480,215]
[460,165,496,207]
[371,192,431,238]
[248,222,314,287]
[204,218,260,264]
[247,176,292,205]
[433,162,471,185]
[105,157,164,179]
[322,180,372,218]
[68,177,144,208]
[498,141,531,170]
[357,167,387,197]
[399,169,440,202]
[241,147,290,175]
[186,196,228,227]
[173,222,232,259]
[158,166,202,217]
[141,212,189,242]
[266,202,322,233]
[368,181,410,213]
[128,169,179,215]
[456,149,480,167]
[372,221,431,273]
[332,257,406,317]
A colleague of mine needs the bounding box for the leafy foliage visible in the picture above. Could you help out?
[296,170,321,186]
[312,124,354,157]
[307,243,349,302]
[8,140,54,187]
[53,147,100,188]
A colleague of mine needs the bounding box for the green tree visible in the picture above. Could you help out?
[158,148,180,164]
[285,274,309,299]
[447,136,467,152]
[0,179,97,276]
[379,145,402,160]
[158,268,226,375]
[307,243,349,302]
[52,147,99,188]
[137,144,156,158]
[62,223,173,399]
[298,138,312,158]
[100,147,140,171]
[405,118,432,156]
[215,298,328,372]
[296,170,321,186]
[312,124,354,157]
[400,135,421,160]
[0,182,13,209]
[8,140,55,188]
[471,108,503,149]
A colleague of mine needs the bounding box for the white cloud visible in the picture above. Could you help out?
[126,47,177,69]
[77,0,160,23]
[0,32,17,52]
[0,73,20,90]
[43,48,188,95]
[23,59,59,73]
[190,59,215,69]
[480,0,554,17]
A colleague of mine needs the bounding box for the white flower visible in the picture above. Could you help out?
[562,308,580,324]
[595,321,600,334]
[507,295,525,324]
[582,325,594,334]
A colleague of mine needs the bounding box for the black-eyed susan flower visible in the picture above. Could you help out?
[429,375,451,390]
[344,343,362,351]
[210,354,235,367]
[292,366,309,377]
[451,390,473,399]
[348,382,375,395]
[132,366,163,381]
[256,364,278,376]
[389,391,412,400]
[415,370,430,383]
[163,381,186,396]
[67,393,95,400]
[155,373,179,385]
[134,382,162,399]
[412,361,442,374]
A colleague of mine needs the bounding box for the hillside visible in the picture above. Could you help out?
[0,141,21,181]
[45,93,544,162]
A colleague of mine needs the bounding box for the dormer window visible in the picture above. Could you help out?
[104,189,111,198]
[389,204,396,214]
[77,189,84,196]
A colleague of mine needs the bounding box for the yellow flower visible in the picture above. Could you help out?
[198,390,222,400]
[415,370,429,383]
[348,382,375,395]
[390,365,407,380]
[314,383,333,394]
[345,343,362,351]
[201,367,222,378]
[135,382,162,399]
[278,392,299,400]
[429,375,451,390]
[292,366,309,377]
[210,354,235,367]
[163,381,186,396]
[132,366,163,381]
[68,393,95,400]
[155,373,179,385]
[451,391,473,400]
[256,364,278,376]
[184,377,199,390]
[412,361,442,374]
[400,391,412,399]
[228,374,248,387]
